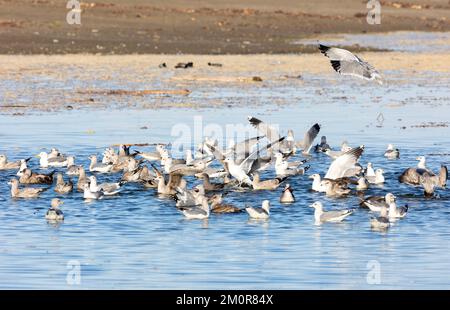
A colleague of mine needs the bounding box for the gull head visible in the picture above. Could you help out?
[51,198,64,209]
[416,156,425,162]
[38,152,47,159]
[308,174,321,181]
[387,144,394,150]
[309,201,323,210]
[385,193,396,204]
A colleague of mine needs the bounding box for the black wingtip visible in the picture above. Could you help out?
[318,44,330,54]
[248,116,262,127]
[313,123,321,131]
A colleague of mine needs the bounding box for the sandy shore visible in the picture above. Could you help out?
[1,0,449,54]
[0,52,449,113]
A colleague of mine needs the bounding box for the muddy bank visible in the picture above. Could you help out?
[0,0,449,54]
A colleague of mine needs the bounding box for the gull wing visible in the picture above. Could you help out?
[248,116,280,142]
[240,137,285,174]
[325,146,364,180]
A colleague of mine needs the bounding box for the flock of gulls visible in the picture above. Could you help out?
[0,44,448,229]
[1,115,447,229]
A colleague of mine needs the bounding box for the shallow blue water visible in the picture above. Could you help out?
[0,65,450,289]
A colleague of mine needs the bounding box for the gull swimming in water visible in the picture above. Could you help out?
[136,144,166,162]
[319,44,383,84]
[280,184,295,203]
[19,168,55,185]
[8,178,47,198]
[151,164,184,195]
[314,136,331,153]
[370,205,390,230]
[76,166,88,192]
[38,152,68,168]
[0,155,30,170]
[388,196,408,219]
[180,196,210,220]
[360,193,395,212]
[251,172,287,190]
[384,144,400,159]
[54,173,73,194]
[325,145,364,180]
[48,148,66,160]
[356,177,369,191]
[399,156,447,196]
[45,198,64,221]
[83,183,104,200]
[366,168,385,184]
[89,155,113,173]
[66,156,81,176]
[245,200,270,220]
[209,194,243,213]
[365,162,376,177]
[309,174,328,192]
[89,175,124,196]
[309,201,354,225]
[199,173,225,191]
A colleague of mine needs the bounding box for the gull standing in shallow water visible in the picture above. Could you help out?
[319,44,383,84]
[245,200,270,220]
[310,201,354,225]
[46,198,64,221]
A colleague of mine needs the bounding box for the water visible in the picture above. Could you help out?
[293,31,450,53]
[1,55,450,289]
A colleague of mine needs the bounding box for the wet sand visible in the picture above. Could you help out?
[1,0,449,54]
[0,52,449,113]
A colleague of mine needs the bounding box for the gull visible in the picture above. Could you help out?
[16,158,31,176]
[66,156,82,176]
[83,183,104,200]
[309,174,328,192]
[323,179,351,196]
[8,178,47,198]
[209,194,243,213]
[195,167,228,179]
[199,173,225,191]
[280,184,295,203]
[356,177,369,190]
[309,201,354,225]
[54,173,73,194]
[180,197,210,220]
[89,175,124,196]
[19,168,55,185]
[384,144,400,159]
[160,149,186,166]
[360,193,395,212]
[136,144,166,162]
[365,163,376,177]
[366,168,385,184]
[319,44,383,84]
[38,152,68,168]
[314,136,331,153]
[76,166,88,192]
[151,164,183,195]
[324,145,364,180]
[88,155,113,173]
[121,158,144,182]
[48,148,66,160]
[0,155,30,170]
[399,156,447,196]
[274,153,308,176]
[247,116,320,155]
[175,184,205,207]
[370,205,390,230]
[45,198,64,221]
[224,137,285,186]
[388,197,408,219]
[245,200,270,220]
[251,172,287,190]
